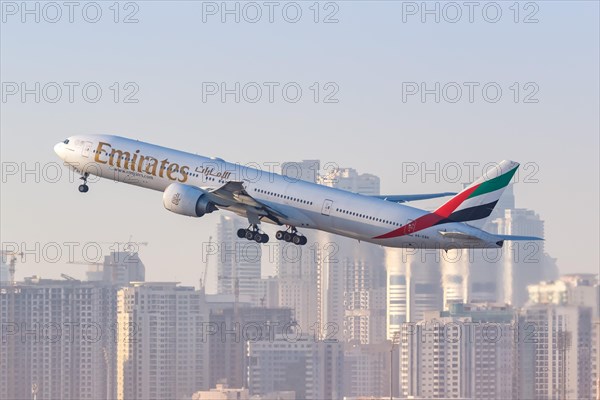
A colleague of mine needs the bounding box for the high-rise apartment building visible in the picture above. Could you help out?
[207,305,293,389]
[399,303,517,399]
[525,274,599,400]
[0,255,8,284]
[0,277,119,400]
[518,304,592,400]
[318,167,386,343]
[116,282,208,399]
[343,341,391,398]
[277,160,321,333]
[528,274,599,316]
[247,335,344,400]
[493,208,558,306]
[85,251,145,285]
[386,247,443,335]
[216,214,262,306]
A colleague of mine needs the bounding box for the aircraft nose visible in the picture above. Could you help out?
[54,142,64,158]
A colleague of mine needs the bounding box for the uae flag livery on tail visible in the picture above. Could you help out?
[374,160,519,239]
[434,160,519,224]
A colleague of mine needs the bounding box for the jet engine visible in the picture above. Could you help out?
[162,182,217,217]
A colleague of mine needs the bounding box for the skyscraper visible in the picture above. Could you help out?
[438,183,513,308]
[216,214,262,306]
[116,282,208,399]
[277,160,321,332]
[526,274,599,400]
[247,335,344,400]
[343,341,391,398]
[317,166,386,343]
[399,303,517,399]
[341,252,387,344]
[86,251,145,285]
[527,274,599,316]
[493,208,558,306]
[441,248,501,307]
[385,248,408,340]
[0,277,119,400]
[518,304,592,400]
[207,305,293,389]
[592,320,600,400]
[277,241,319,333]
[0,255,8,284]
[318,167,380,195]
[281,160,320,184]
[386,248,443,330]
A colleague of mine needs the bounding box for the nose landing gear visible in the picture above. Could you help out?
[78,173,89,193]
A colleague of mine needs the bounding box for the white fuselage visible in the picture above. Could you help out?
[54,134,501,249]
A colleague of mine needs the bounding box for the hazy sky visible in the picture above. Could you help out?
[1,1,598,289]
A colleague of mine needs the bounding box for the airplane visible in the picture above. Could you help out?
[54,134,542,249]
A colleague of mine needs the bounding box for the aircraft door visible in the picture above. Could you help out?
[406,219,416,234]
[321,199,333,216]
[82,141,93,158]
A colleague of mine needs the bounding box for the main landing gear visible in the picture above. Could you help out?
[237,225,270,244]
[78,173,89,193]
[275,227,307,246]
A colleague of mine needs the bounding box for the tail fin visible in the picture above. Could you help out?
[433,160,519,223]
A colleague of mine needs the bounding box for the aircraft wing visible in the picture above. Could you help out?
[206,181,288,223]
[372,192,457,203]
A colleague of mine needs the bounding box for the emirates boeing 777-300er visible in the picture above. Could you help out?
[54,135,541,249]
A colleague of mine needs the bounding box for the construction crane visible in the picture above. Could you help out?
[96,240,148,253]
[1,250,24,286]
[60,273,78,281]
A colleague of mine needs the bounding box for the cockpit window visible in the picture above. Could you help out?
[63,139,70,144]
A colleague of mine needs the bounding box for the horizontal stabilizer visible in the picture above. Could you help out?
[373,192,457,203]
[439,231,484,241]
[496,234,544,241]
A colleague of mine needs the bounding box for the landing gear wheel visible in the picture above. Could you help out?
[78,172,90,193]
[245,230,255,241]
[254,232,269,243]
[275,231,285,241]
[237,229,247,238]
[283,232,293,242]
[299,236,307,245]
[292,235,302,245]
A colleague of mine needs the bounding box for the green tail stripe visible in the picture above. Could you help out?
[468,166,517,198]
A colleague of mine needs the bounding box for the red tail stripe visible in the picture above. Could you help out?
[434,185,478,217]
[373,185,479,240]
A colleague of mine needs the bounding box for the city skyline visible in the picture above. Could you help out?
[2,263,598,399]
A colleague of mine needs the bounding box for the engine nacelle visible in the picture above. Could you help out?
[162,183,217,217]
